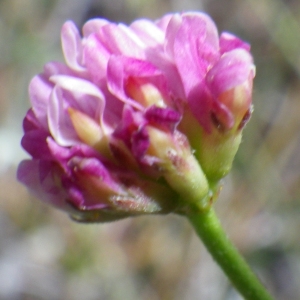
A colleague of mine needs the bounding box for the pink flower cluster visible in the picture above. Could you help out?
[18,12,255,221]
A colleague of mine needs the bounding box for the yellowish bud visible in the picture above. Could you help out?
[68,107,103,146]
[147,126,210,209]
[68,107,111,158]
[218,83,251,131]
[126,78,166,108]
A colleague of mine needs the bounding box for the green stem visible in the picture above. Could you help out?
[188,208,274,300]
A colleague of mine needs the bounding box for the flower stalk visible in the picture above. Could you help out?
[188,208,274,300]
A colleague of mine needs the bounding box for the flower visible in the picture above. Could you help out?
[18,12,255,221]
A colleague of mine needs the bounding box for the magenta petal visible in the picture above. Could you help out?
[113,105,146,144]
[67,157,125,209]
[131,126,149,160]
[46,138,74,173]
[23,109,42,132]
[21,130,51,160]
[46,138,104,172]
[145,106,181,131]
[63,184,89,209]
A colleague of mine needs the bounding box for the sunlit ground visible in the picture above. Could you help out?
[1,0,300,299]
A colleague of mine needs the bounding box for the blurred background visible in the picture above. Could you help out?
[1,0,300,299]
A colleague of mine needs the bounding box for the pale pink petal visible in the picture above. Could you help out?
[61,21,86,72]
[155,13,173,31]
[50,75,109,132]
[43,61,76,77]
[47,86,79,146]
[164,13,181,59]
[130,19,164,46]
[82,18,109,37]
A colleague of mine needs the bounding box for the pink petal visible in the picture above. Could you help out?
[172,13,219,96]
[206,49,254,97]
[107,55,182,112]
[17,160,68,210]
[220,32,251,54]
[29,74,53,130]
[144,50,186,101]
[187,82,214,132]
[106,56,147,110]
[83,33,111,85]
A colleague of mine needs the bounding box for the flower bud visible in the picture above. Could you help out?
[125,78,167,108]
[67,107,113,160]
[68,107,102,146]
[146,126,210,208]
[197,50,255,181]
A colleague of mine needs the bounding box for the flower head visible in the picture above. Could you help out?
[18,12,255,221]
